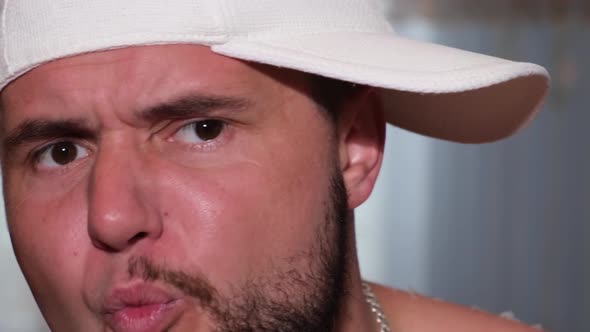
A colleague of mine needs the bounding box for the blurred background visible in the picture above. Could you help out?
[358,1,589,332]
[1,0,588,331]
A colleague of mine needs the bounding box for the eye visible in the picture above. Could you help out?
[36,141,89,169]
[174,119,225,144]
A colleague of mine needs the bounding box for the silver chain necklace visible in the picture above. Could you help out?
[362,282,391,332]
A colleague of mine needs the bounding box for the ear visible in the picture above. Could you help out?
[337,88,386,209]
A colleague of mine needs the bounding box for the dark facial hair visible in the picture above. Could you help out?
[127,168,350,332]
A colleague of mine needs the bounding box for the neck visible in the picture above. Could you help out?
[333,213,382,332]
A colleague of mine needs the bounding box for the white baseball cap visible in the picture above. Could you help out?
[0,0,549,143]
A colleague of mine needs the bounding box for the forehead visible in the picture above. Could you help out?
[0,45,309,126]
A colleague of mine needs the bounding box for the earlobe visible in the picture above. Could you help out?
[338,89,386,209]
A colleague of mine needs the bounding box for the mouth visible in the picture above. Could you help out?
[102,284,187,332]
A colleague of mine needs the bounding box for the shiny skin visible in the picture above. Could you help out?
[1,45,385,331]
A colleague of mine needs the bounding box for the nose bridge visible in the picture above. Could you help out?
[87,138,162,252]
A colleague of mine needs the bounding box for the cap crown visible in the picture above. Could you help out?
[0,0,391,88]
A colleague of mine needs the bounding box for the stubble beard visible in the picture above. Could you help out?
[128,168,351,332]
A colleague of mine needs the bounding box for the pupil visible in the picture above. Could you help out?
[195,120,223,141]
[51,142,77,165]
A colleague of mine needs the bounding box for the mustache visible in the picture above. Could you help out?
[127,256,217,308]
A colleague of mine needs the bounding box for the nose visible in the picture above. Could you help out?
[87,143,163,253]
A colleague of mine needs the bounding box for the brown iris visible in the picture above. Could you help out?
[50,142,78,165]
[194,120,224,141]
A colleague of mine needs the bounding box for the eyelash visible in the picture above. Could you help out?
[26,118,232,173]
[166,118,230,151]
[29,139,92,171]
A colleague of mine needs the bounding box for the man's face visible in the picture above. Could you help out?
[0,45,351,331]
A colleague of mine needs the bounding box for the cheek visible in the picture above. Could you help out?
[157,146,333,286]
[5,174,89,314]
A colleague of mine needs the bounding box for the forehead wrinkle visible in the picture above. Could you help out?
[1,46,298,141]
[36,46,141,74]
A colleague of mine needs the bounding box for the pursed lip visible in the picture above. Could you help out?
[101,284,186,332]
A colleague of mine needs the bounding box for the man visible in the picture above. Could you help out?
[0,1,548,331]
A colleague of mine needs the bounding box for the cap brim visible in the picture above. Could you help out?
[213,32,549,143]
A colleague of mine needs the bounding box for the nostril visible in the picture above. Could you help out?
[128,231,148,245]
[91,238,117,253]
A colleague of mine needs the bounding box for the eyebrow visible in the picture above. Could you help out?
[2,119,95,155]
[1,94,252,155]
[138,94,253,124]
